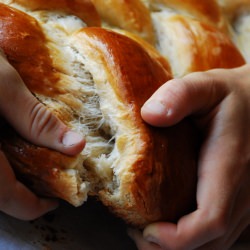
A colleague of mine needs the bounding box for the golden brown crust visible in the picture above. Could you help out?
[113,29,172,75]
[151,0,225,29]
[0,3,61,97]
[151,13,245,77]
[132,121,198,224]
[91,0,155,44]
[73,27,170,105]
[72,27,197,226]
[13,0,101,26]
[173,15,245,71]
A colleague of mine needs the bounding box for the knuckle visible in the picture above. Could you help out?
[29,102,59,139]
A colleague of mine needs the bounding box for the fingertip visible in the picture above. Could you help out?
[23,198,59,221]
[127,228,140,241]
[141,78,189,127]
[128,227,161,250]
[141,100,167,116]
[39,198,59,214]
[141,100,172,127]
[60,130,85,155]
[143,223,162,244]
[62,130,84,146]
[143,222,179,249]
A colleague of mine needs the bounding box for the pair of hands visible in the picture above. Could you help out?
[0,51,249,249]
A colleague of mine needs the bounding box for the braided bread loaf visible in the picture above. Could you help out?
[0,0,247,227]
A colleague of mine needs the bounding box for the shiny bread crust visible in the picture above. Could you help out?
[13,0,101,26]
[91,0,155,44]
[71,27,198,225]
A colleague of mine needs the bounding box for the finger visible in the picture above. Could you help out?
[128,228,162,250]
[143,161,244,249]
[0,151,58,220]
[0,55,85,156]
[143,207,240,250]
[141,70,229,127]
[143,215,223,250]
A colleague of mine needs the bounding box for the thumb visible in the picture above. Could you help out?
[141,70,229,127]
[0,55,85,156]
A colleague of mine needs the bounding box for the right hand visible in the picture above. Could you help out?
[130,64,250,249]
[0,51,85,220]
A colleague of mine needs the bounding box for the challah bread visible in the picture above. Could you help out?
[142,0,227,30]
[0,2,198,227]
[7,0,101,26]
[218,0,250,63]
[150,13,245,77]
[91,0,155,45]
[0,0,248,228]
[91,0,245,77]
[233,13,250,63]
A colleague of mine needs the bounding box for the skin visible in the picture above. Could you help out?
[0,52,85,220]
[129,64,250,250]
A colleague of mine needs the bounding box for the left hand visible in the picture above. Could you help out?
[0,50,85,220]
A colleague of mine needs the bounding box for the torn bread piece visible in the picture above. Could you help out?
[0,2,198,227]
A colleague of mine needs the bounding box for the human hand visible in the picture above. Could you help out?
[0,51,85,220]
[129,64,250,249]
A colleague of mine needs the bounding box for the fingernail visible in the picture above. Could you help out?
[62,131,84,146]
[46,203,59,212]
[40,199,59,213]
[145,235,160,246]
[144,226,161,246]
[142,100,167,115]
